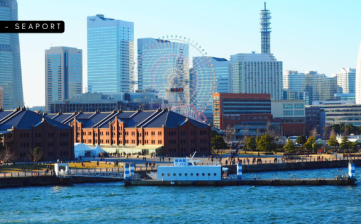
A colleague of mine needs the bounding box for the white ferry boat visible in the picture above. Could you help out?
[154,152,230,181]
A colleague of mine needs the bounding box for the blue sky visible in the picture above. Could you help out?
[18,0,361,107]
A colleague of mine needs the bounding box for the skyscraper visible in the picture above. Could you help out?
[260,2,271,54]
[229,52,283,100]
[356,43,361,104]
[0,0,23,109]
[137,38,189,102]
[45,47,82,112]
[87,14,134,93]
[335,68,356,94]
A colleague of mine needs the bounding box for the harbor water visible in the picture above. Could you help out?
[1,168,360,223]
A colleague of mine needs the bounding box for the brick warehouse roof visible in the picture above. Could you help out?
[45,108,209,129]
[0,107,72,131]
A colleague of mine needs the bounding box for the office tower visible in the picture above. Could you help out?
[355,43,361,104]
[283,70,305,92]
[260,2,271,54]
[0,0,23,109]
[87,14,134,93]
[137,38,189,101]
[304,71,337,104]
[229,52,283,100]
[45,47,82,111]
[335,68,356,94]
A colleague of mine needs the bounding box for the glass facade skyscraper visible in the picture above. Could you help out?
[87,14,134,93]
[45,47,82,111]
[0,0,23,109]
[137,38,189,102]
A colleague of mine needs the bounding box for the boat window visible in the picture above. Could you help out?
[162,173,165,176]
[190,173,193,176]
[214,173,217,176]
[173,173,176,176]
[179,173,182,176]
[196,173,199,176]
[185,173,188,176]
[202,173,205,176]
[208,173,211,176]
[167,173,170,176]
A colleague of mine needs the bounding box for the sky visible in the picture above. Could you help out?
[17,0,361,107]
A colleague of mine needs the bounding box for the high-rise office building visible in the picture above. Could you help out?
[260,2,271,54]
[356,43,361,104]
[283,70,305,92]
[283,70,337,104]
[87,14,134,93]
[45,47,82,111]
[0,0,23,109]
[335,68,356,94]
[229,52,283,100]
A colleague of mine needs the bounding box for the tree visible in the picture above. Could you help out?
[323,125,330,138]
[310,128,318,138]
[329,129,336,138]
[328,135,339,148]
[211,135,228,151]
[296,135,307,146]
[243,136,249,152]
[256,134,274,152]
[0,135,5,151]
[352,142,361,152]
[340,136,351,150]
[27,147,43,168]
[246,137,257,151]
[304,136,316,152]
[283,140,295,152]
[225,125,235,146]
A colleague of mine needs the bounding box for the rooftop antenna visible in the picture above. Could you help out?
[260,2,271,54]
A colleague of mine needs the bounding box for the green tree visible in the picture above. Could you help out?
[246,137,257,151]
[211,135,228,151]
[296,135,307,146]
[304,136,316,152]
[283,140,295,152]
[340,136,351,150]
[352,142,361,152]
[328,135,339,147]
[256,134,274,152]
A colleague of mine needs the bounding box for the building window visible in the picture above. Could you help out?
[283,110,293,116]
[283,103,293,109]
[294,110,304,116]
[295,103,304,109]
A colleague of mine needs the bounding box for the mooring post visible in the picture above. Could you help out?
[130,163,134,177]
[237,162,242,179]
[348,161,355,179]
[124,163,130,180]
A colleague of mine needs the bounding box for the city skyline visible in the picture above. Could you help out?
[15,0,361,107]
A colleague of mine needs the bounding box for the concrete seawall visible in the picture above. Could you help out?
[0,176,73,188]
[224,160,361,173]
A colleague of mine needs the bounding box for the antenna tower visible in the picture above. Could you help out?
[260,2,271,54]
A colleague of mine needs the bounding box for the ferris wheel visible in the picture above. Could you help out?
[132,35,217,123]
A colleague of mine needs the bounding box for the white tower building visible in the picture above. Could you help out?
[229,52,283,100]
